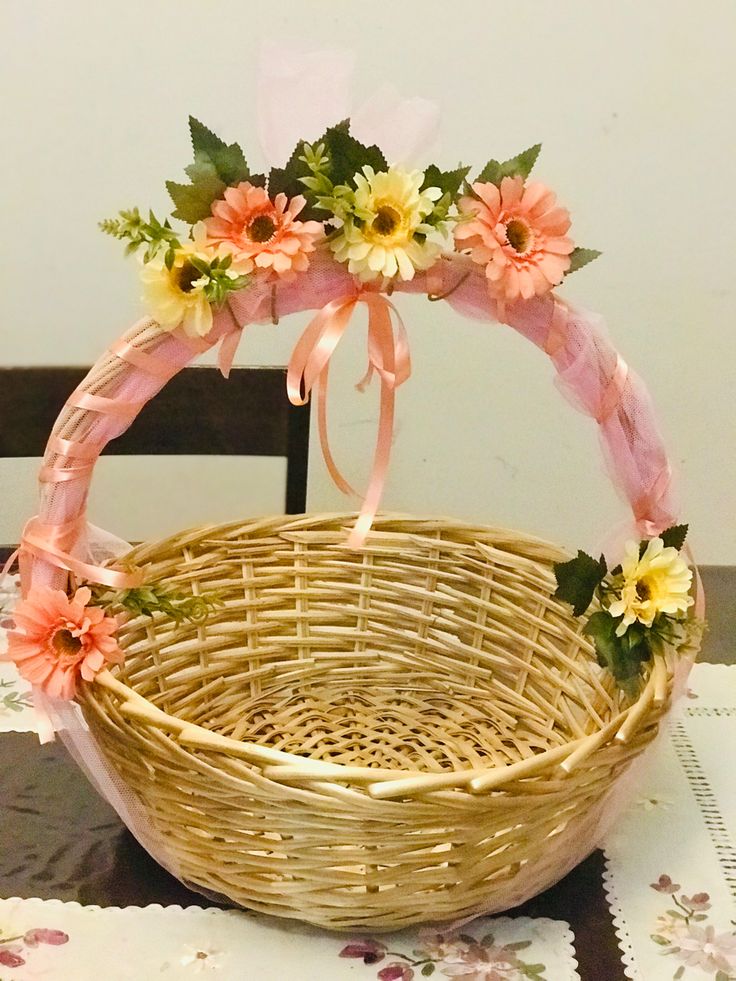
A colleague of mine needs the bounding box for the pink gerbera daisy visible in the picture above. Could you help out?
[203,182,323,278]
[4,586,123,699]
[455,176,574,306]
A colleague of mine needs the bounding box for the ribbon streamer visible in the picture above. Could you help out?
[286,290,411,546]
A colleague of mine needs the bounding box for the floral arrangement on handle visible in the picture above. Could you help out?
[1,112,699,706]
[101,116,600,333]
[553,525,699,692]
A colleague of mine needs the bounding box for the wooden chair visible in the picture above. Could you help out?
[0,366,311,554]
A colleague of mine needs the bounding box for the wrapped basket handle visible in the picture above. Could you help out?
[19,251,678,594]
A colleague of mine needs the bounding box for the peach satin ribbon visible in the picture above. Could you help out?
[286,291,411,547]
[18,516,142,591]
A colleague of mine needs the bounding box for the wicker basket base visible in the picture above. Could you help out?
[76,513,679,930]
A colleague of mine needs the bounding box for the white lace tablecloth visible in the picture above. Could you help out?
[603,663,736,980]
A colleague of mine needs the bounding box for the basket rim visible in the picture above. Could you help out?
[81,513,701,801]
[88,655,673,799]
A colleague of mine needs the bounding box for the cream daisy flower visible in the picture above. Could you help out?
[608,537,694,636]
[331,166,445,281]
[141,223,246,338]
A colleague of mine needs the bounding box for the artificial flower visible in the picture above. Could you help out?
[636,794,673,812]
[440,943,519,979]
[331,165,445,281]
[681,892,712,912]
[607,537,694,636]
[179,945,225,973]
[4,586,123,699]
[378,964,415,981]
[339,939,386,964]
[651,913,684,945]
[455,176,573,305]
[140,223,239,338]
[204,182,323,278]
[0,948,25,968]
[418,933,470,964]
[651,874,680,894]
[675,924,736,974]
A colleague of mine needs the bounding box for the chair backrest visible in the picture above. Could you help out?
[0,366,310,514]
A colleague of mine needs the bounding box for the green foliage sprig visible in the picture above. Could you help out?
[99,208,181,264]
[92,583,223,626]
[180,252,251,304]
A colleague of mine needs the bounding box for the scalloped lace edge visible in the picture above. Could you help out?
[602,857,640,981]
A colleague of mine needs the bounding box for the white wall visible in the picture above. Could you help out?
[2,0,734,561]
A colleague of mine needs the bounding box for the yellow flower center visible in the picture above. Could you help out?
[363,198,412,247]
[176,261,201,294]
[52,628,83,661]
[505,218,533,254]
[247,215,277,243]
[372,205,402,237]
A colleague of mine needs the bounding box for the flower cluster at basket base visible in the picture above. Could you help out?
[1,109,701,706]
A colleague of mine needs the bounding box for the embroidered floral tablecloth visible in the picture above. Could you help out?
[603,663,736,980]
[0,901,579,980]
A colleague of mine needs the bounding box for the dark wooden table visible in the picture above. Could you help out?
[1,562,732,980]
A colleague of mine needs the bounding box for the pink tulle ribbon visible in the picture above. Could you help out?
[286,290,410,547]
[19,516,142,590]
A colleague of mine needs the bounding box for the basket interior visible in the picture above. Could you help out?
[110,514,623,774]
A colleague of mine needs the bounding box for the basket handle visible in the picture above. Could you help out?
[19,252,678,593]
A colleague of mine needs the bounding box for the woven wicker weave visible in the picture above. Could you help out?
[76,512,692,930]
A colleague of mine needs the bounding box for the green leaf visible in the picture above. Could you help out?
[566,248,602,275]
[269,120,388,210]
[321,119,388,186]
[661,524,688,552]
[506,941,533,951]
[584,610,648,692]
[477,143,542,186]
[458,934,476,946]
[480,933,495,947]
[166,117,250,224]
[421,965,435,977]
[166,176,225,224]
[268,142,313,203]
[422,164,471,198]
[188,116,249,186]
[553,551,607,617]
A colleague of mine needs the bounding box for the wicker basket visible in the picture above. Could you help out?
[21,276,702,929]
[74,512,691,931]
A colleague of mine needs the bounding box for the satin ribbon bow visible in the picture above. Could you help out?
[286,290,411,547]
